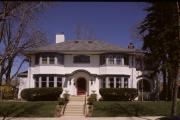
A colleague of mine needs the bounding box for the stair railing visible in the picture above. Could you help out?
[84,92,87,116]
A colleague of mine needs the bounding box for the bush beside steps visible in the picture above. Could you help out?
[99,88,138,101]
[21,87,63,101]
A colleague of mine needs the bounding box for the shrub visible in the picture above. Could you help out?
[21,87,63,101]
[99,88,138,101]
[87,94,97,105]
[0,85,14,99]
[58,98,65,105]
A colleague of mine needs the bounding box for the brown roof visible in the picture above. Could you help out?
[25,40,143,54]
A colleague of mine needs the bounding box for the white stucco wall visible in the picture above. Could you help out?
[18,54,146,99]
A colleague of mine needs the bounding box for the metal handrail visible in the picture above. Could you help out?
[62,101,67,115]
[84,92,87,116]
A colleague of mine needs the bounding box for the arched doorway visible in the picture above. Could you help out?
[76,77,86,95]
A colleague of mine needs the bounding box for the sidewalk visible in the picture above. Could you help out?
[0,116,162,120]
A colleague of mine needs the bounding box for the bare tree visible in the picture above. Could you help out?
[0,1,50,85]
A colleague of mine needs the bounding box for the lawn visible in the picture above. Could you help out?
[0,101,58,117]
[92,101,180,117]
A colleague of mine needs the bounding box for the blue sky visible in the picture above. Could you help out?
[38,2,148,48]
[16,2,149,73]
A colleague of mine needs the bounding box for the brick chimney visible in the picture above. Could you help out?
[56,32,65,43]
[128,43,135,49]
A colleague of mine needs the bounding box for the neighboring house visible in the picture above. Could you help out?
[18,34,154,99]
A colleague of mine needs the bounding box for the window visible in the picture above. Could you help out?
[41,76,47,87]
[58,54,64,64]
[109,77,114,88]
[116,77,121,88]
[49,76,54,87]
[116,55,122,65]
[124,55,129,65]
[57,77,62,87]
[49,55,55,64]
[35,77,39,88]
[124,77,128,88]
[108,56,114,65]
[42,56,48,64]
[73,55,90,63]
[101,78,106,88]
[100,55,106,65]
[35,54,39,65]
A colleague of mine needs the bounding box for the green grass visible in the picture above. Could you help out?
[0,101,58,117]
[92,101,180,117]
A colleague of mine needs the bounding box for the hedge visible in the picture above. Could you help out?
[99,88,138,101]
[21,87,63,101]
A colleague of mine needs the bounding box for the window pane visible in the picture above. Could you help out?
[42,76,47,87]
[42,56,47,64]
[100,55,106,65]
[35,77,39,88]
[116,58,122,65]
[35,55,39,65]
[109,77,114,88]
[49,56,55,64]
[57,77,62,87]
[124,77,128,88]
[124,55,129,65]
[49,76,54,87]
[116,55,122,65]
[58,54,64,64]
[116,77,121,88]
[109,58,114,64]
[73,55,90,63]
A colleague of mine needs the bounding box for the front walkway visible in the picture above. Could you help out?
[1,116,162,120]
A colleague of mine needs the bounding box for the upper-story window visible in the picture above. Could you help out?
[73,55,90,64]
[100,55,106,65]
[116,55,122,65]
[42,55,48,64]
[49,55,55,64]
[108,55,114,65]
[34,53,64,65]
[57,54,64,65]
[100,54,129,66]
[124,55,129,65]
[35,54,40,65]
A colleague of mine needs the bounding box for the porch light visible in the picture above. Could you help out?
[91,79,93,85]
[69,80,71,85]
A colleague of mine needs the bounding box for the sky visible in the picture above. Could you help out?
[16,2,149,73]
[38,2,148,48]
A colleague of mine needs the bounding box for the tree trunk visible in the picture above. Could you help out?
[171,2,180,116]
[171,75,178,116]
[6,59,13,85]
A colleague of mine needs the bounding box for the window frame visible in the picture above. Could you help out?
[73,55,90,64]
[57,77,62,87]
[49,76,54,87]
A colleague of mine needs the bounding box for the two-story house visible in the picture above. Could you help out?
[18,34,153,99]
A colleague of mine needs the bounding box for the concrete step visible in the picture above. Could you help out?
[64,113,84,116]
[69,98,85,101]
[66,106,84,110]
[65,108,82,110]
[65,110,84,113]
[67,101,84,106]
[63,95,86,116]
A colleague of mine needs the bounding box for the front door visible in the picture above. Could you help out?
[77,78,86,95]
